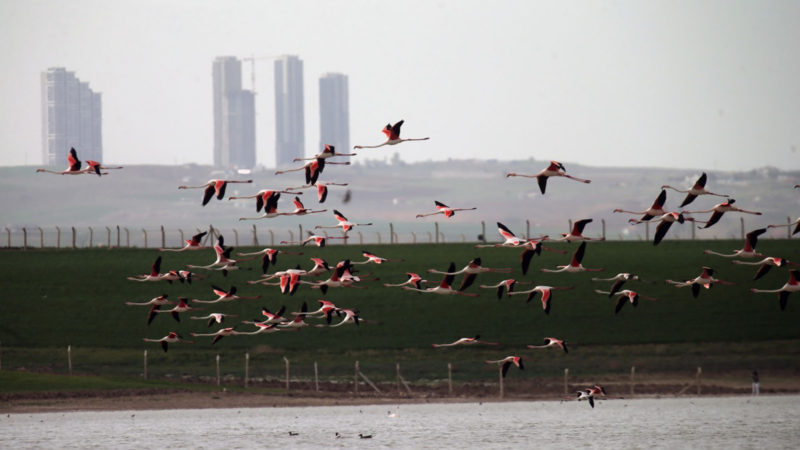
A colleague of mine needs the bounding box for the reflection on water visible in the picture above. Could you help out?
[3,396,800,449]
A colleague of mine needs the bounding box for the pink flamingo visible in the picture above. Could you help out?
[287,182,349,203]
[666,266,735,298]
[750,269,800,311]
[402,262,480,297]
[432,335,500,348]
[733,257,794,280]
[294,144,357,161]
[506,160,591,194]
[142,332,193,352]
[527,337,568,353]
[281,233,349,247]
[767,217,800,236]
[192,285,261,304]
[159,231,208,252]
[479,279,531,300]
[591,273,639,297]
[275,158,350,185]
[353,120,429,149]
[295,300,338,324]
[36,147,122,176]
[190,327,246,345]
[662,172,728,207]
[329,307,361,327]
[629,212,702,246]
[594,289,658,314]
[352,250,404,265]
[541,242,603,273]
[190,313,239,327]
[383,272,428,290]
[178,179,253,206]
[577,385,606,408]
[415,201,476,219]
[127,256,174,283]
[507,285,575,314]
[558,218,604,242]
[315,210,373,234]
[149,297,202,323]
[428,257,512,291]
[125,294,174,307]
[613,189,667,221]
[485,356,524,378]
[704,228,766,258]
[228,188,296,212]
[236,247,302,274]
[684,199,762,229]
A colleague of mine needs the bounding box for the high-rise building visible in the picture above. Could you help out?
[319,73,350,156]
[213,56,256,169]
[274,55,305,168]
[41,68,102,166]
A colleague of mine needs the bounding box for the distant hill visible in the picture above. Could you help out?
[2,160,798,246]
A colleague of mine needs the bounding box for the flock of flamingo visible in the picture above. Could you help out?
[37,121,799,407]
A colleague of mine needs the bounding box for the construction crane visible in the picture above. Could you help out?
[241,55,275,94]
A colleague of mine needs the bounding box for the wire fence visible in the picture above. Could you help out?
[2,217,796,249]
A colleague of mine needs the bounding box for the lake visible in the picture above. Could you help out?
[3,395,799,449]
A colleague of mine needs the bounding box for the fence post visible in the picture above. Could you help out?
[427,232,432,243]
[216,354,221,386]
[630,366,636,396]
[358,232,363,246]
[288,230,294,243]
[105,227,111,248]
[143,349,148,380]
[284,356,290,391]
[526,219,530,239]
[411,232,417,244]
[116,225,120,247]
[564,368,569,395]
[88,227,93,248]
[142,229,148,248]
[298,225,303,244]
[396,362,401,395]
[460,234,465,243]
[377,232,382,244]
[56,226,61,248]
[435,222,439,244]
[691,223,695,240]
[314,361,319,392]
[448,362,453,396]
[22,227,27,250]
[0,340,2,370]
[38,227,44,248]
[5,227,10,248]
[269,229,274,246]
[178,229,185,246]
[71,227,76,249]
[788,217,793,239]
[481,221,487,242]
[161,225,166,249]
[389,223,395,244]
[354,361,359,394]
[696,366,702,395]
[498,366,504,399]
[645,222,650,241]
[568,219,573,234]
[245,353,249,388]
[233,228,239,246]
[125,228,130,247]
[68,345,73,375]
[602,219,606,240]
[252,224,258,246]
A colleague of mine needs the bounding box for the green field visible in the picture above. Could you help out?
[2,240,799,385]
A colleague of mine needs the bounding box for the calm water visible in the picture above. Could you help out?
[2,396,799,449]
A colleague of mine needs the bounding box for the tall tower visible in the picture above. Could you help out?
[213,56,256,169]
[274,55,305,168]
[41,68,102,165]
[319,73,350,156]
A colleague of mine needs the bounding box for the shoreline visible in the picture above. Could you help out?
[4,383,795,414]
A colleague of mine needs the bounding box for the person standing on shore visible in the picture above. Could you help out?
[752,370,760,395]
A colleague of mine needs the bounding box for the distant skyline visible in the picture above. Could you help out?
[319,73,351,156]
[274,55,305,168]
[212,56,255,169]
[3,0,800,171]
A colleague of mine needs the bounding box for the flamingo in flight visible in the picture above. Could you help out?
[316,210,373,234]
[237,247,302,274]
[750,269,800,311]
[185,235,230,270]
[594,289,658,314]
[294,144,357,161]
[126,256,178,283]
[281,232,348,247]
[149,297,202,323]
[767,218,800,236]
[353,120,429,149]
[558,218,605,242]
[629,212,701,246]
[527,337,568,353]
[428,257,512,291]
[306,262,367,294]
[142,332,193,353]
[295,300,338,324]
[190,313,239,327]
[236,192,284,220]
[432,335,500,348]
[684,199,762,229]
[159,231,208,252]
[279,302,312,329]
[383,272,428,290]
[475,222,547,248]
[187,246,254,276]
[507,285,575,314]
[733,257,794,281]
[402,262,480,297]
[329,307,361,327]
[613,189,667,221]
[351,250,404,265]
[228,188,296,212]
[666,266,735,298]
[474,222,561,275]
[191,327,246,345]
[415,201,477,219]
[704,228,766,258]
[36,147,122,175]
[479,279,531,300]
[541,242,603,273]
[577,385,607,408]
[286,182,349,203]
[506,161,591,194]
[591,273,639,297]
[275,158,350,185]
[303,257,332,277]
[241,196,326,221]
[125,294,174,307]
[192,285,261,304]
[485,356,524,378]
[661,172,729,207]
[241,305,288,326]
[178,179,253,206]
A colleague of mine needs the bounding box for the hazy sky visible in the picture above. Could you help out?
[3,0,799,170]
